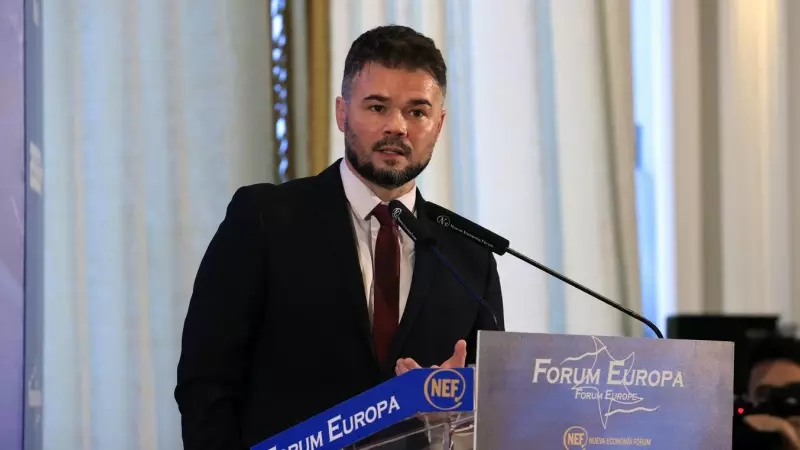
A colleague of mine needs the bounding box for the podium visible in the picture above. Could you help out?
[254,331,734,449]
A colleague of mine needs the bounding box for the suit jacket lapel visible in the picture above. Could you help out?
[385,193,439,370]
[313,161,376,362]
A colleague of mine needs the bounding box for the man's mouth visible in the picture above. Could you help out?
[377,147,406,156]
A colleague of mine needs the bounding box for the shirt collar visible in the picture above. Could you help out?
[339,159,417,220]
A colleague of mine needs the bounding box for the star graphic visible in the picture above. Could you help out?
[561,336,660,429]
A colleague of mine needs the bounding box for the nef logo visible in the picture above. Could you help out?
[423,369,466,410]
[563,426,588,449]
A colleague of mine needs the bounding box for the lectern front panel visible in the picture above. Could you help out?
[475,331,733,449]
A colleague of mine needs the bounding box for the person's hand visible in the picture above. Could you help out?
[394,339,467,376]
[744,414,800,449]
[394,340,470,426]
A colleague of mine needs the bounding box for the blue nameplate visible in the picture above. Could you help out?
[252,367,474,450]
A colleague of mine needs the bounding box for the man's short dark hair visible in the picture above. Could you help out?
[747,336,800,371]
[341,25,447,100]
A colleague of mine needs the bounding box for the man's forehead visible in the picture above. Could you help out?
[753,359,800,387]
[351,63,441,97]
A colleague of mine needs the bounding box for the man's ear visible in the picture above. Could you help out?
[335,96,347,132]
[435,109,447,138]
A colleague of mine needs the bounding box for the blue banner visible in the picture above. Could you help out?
[0,0,30,448]
[253,367,474,450]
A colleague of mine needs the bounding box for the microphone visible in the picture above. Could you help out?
[389,201,437,246]
[388,200,500,330]
[426,202,511,255]
[424,201,664,339]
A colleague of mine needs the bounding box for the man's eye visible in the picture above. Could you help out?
[410,109,426,118]
[368,105,385,112]
[754,385,772,403]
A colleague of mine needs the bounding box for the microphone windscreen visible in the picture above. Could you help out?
[425,202,510,254]
[388,200,436,245]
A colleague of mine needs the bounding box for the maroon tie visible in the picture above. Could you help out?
[371,204,400,365]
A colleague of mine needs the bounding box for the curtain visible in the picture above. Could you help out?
[670,0,800,327]
[326,0,642,336]
[42,1,273,448]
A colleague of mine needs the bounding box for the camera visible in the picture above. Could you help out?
[747,383,800,419]
[733,384,800,449]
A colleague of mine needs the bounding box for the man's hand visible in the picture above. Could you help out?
[394,340,469,425]
[744,414,800,449]
[394,339,467,376]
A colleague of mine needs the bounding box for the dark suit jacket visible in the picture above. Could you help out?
[175,160,505,449]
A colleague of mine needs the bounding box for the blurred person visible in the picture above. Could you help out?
[174,25,504,450]
[735,337,800,449]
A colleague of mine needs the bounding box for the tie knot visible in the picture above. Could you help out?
[371,204,395,227]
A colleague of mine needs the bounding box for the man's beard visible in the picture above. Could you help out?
[344,122,431,189]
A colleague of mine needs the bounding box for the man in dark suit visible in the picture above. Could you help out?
[175,25,504,450]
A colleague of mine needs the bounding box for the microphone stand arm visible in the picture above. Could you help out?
[505,248,664,338]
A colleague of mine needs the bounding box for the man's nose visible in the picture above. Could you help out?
[383,110,407,136]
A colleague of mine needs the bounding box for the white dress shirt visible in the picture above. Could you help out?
[339,161,416,323]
